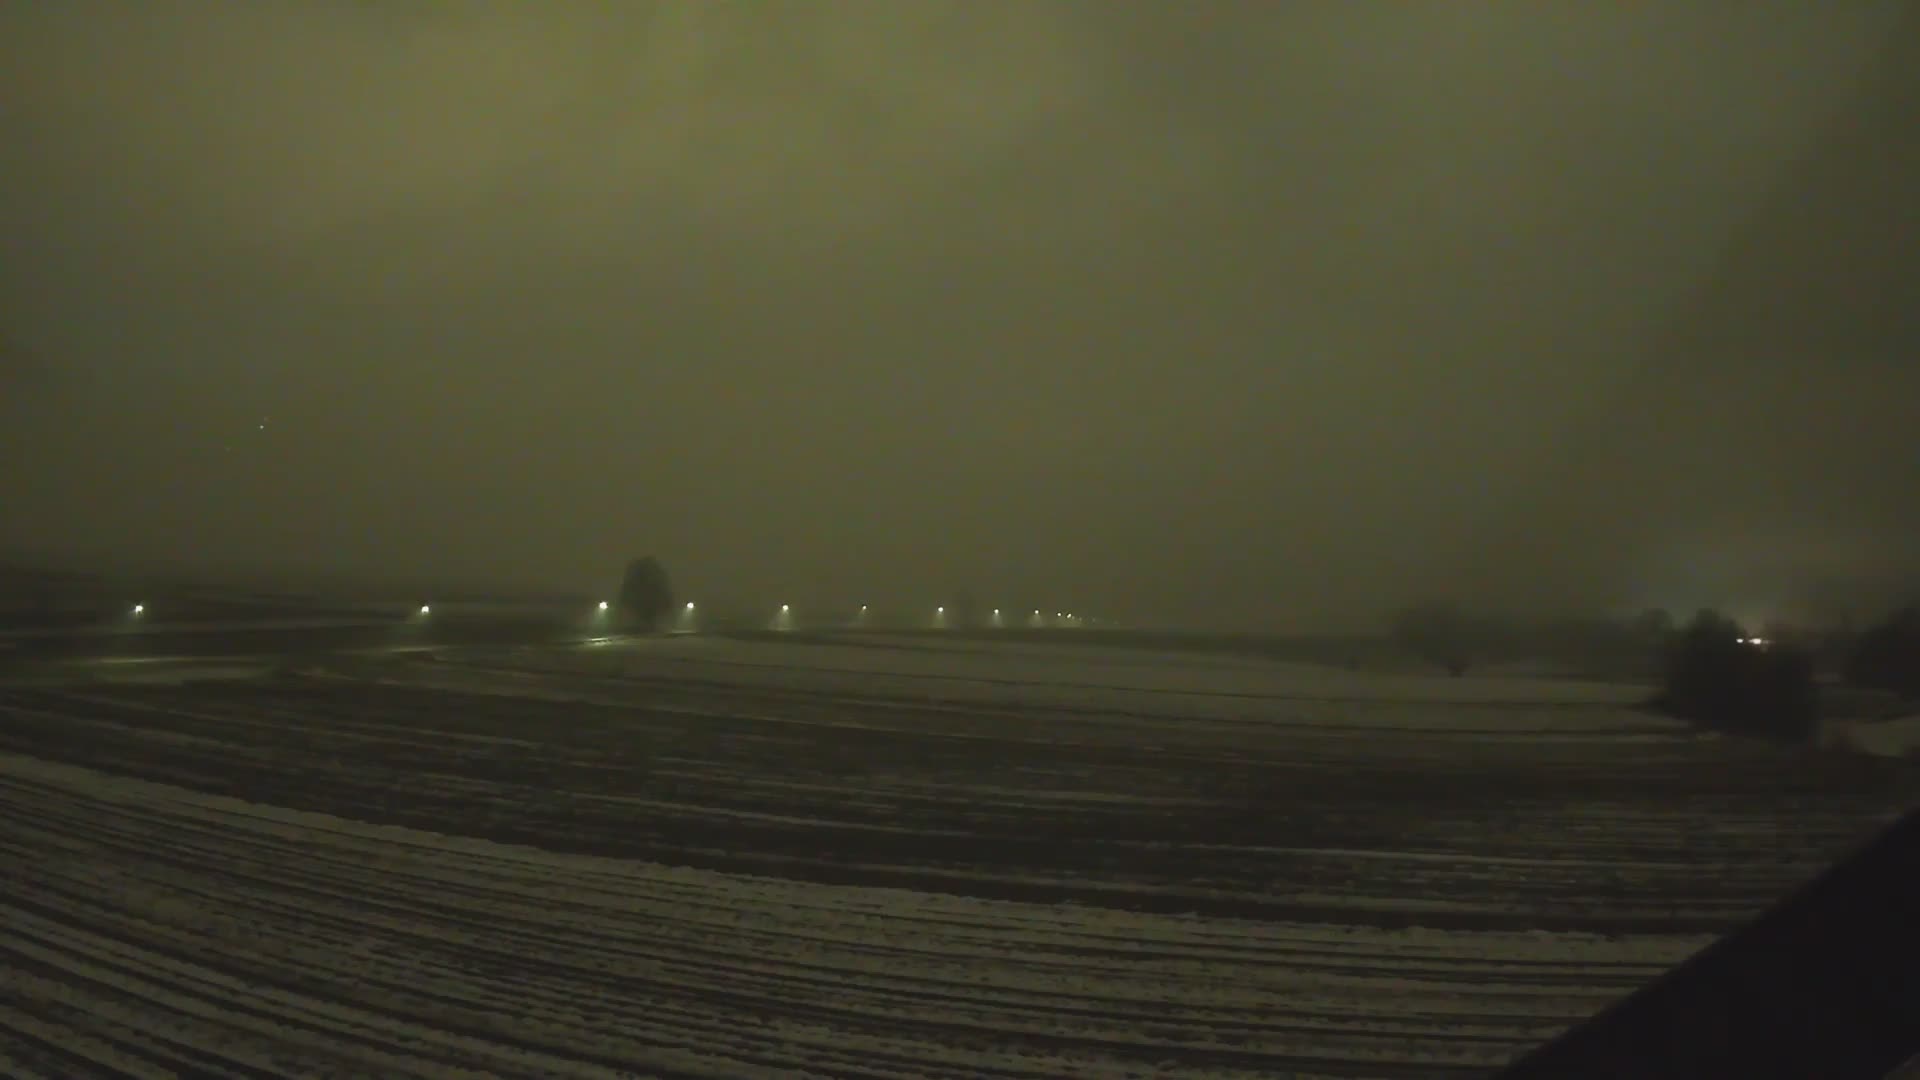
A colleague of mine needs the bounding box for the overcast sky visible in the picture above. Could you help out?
[3,2,1914,627]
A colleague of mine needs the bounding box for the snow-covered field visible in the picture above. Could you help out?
[0,617,392,640]
[2,634,1914,1077]
[1833,713,1920,760]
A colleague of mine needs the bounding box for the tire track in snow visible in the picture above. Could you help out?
[2,662,1914,1077]
[2,753,1644,1077]
[3,681,1892,937]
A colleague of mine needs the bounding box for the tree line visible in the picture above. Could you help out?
[1392,602,1920,743]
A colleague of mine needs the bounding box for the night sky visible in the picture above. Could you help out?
[3,2,1915,627]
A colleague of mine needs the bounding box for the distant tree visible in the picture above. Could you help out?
[1392,603,1473,676]
[1753,646,1820,741]
[951,588,980,631]
[1654,609,1818,741]
[1634,608,1676,641]
[616,556,674,632]
[1845,606,1920,699]
[1658,609,1746,725]
[1598,608,1676,677]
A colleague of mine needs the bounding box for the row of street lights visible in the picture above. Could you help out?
[400,599,1081,631]
[113,597,1085,635]
[119,601,679,622]
[763,605,1086,629]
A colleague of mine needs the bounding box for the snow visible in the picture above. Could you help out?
[0,753,1699,1077]
[1834,714,1920,759]
[638,634,1649,705]
[443,635,1671,745]
[0,635,1911,1076]
[0,618,392,640]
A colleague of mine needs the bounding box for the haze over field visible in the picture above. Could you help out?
[4,3,1916,626]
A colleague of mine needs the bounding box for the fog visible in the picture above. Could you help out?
[4,2,1915,628]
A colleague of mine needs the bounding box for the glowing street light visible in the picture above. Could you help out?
[597,601,610,611]
[686,602,696,610]
[131,603,145,616]
[419,604,431,615]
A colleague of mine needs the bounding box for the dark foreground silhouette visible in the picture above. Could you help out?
[1496,806,1920,1078]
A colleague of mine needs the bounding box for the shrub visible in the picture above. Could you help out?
[1655,609,1818,742]
[615,556,674,632]
[1845,606,1920,699]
